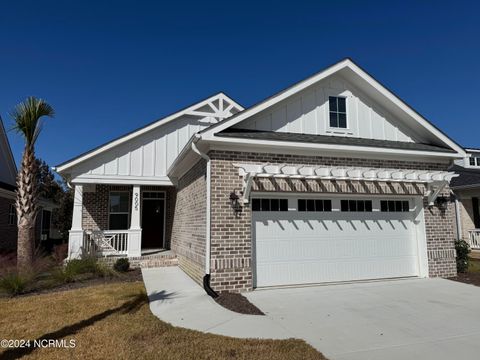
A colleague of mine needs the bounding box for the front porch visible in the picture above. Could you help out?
[68,183,176,259]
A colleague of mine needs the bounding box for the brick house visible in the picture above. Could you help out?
[0,118,57,252]
[55,59,464,292]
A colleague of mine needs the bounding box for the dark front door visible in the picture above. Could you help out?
[141,198,165,249]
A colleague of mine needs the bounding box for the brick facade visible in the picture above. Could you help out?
[208,150,458,292]
[82,184,176,248]
[171,159,207,284]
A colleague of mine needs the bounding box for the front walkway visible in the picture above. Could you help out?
[141,267,292,339]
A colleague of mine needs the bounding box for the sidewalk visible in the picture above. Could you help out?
[141,267,293,339]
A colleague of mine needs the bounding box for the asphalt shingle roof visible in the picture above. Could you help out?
[449,165,480,189]
[216,128,456,154]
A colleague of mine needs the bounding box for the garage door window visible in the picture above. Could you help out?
[341,200,372,212]
[380,200,409,212]
[252,198,288,211]
[298,199,332,212]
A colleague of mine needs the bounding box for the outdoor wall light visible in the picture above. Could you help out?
[229,191,242,213]
[435,196,449,211]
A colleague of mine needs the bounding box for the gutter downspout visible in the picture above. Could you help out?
[191,135,218,298]
[453,192,463,240]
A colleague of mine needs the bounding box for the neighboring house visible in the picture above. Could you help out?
[450,149,480,250]
[55,58,464,293]
[0,118,58,252]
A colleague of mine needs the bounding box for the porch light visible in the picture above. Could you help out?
[435,196,450,211]
[229,191,242,213]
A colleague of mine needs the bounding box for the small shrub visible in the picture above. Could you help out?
[65,257,99,275]
[455,239,471,273]
[113,258,130,272]
[0,271,33,296]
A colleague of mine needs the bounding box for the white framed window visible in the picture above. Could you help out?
[469,157,480,167]
[329,96,347,129]
[8,204,16,225]
[108,191,130,230]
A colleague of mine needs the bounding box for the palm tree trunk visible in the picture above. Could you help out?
[16,145,39,272]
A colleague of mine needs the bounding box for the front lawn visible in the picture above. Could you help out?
[450,257,480,287]
[0,281,326,360]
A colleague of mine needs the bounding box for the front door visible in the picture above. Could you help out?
[141,192,165,249]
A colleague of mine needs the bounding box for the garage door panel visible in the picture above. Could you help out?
[253,197,421,287]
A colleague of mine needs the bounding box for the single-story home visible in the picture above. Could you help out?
[450,149,480,250]
[0,118,58,252]
[55,58,463,293]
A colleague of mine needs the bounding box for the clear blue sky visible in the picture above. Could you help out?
[1,0,479,169]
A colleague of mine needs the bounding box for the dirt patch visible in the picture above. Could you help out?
[449,272,480,287]
[215,292,264,315]
[15,269,143,298]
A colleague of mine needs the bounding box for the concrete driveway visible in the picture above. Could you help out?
[245,278,480,360]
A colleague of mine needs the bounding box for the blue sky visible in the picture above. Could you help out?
[1,0,479,169]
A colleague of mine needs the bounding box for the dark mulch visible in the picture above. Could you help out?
[215,292,264,315]
[16,269,143,298]
[449,272,480,287]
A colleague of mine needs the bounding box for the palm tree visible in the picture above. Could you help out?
[10,97,54,271]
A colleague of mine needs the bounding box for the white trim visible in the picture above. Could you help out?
[208,137,461,159]
[55,93,243,172]
[200,59,465,157]
[71,175,173,186]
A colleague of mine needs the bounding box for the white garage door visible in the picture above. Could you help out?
[252,196,422,287]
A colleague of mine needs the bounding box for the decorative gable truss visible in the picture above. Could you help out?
[55,93,243,184]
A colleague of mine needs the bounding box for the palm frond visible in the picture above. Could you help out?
[10,97,54,146]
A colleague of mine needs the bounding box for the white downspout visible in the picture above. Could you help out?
[191,137,211,275]
[454,192,463,240]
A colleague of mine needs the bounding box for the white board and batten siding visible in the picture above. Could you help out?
[71,116,207,184]
[235,74,415,143]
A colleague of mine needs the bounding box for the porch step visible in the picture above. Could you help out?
[98,250,178,269]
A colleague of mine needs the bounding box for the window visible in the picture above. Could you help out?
[380,200,409,212]
[109,191,130,230]
[469,157,480,167]
[329,96,347,128]
[341,199,372,212]
[8,204,16,225]
[252,198,288,211]
[298,199,332,212]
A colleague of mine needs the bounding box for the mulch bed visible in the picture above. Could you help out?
[15,269,143,298]
[215,292,264,315]
[449,272,480,287]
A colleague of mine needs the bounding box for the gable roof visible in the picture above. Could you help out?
[199,58,465,156]
[0,117,18,186]
[450,164,480,189]
[55,92,243,173]
[217,128,456,154]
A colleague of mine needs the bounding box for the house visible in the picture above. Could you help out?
[449,149,480,251]
[55,58,464,293]
[0,118,58,252]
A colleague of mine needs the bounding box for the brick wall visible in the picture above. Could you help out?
[82,184,175,248]
[170,159,207,284]
[0,195,17,251]
[208,150,457,292]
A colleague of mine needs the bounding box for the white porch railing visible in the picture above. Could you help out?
[468,229,480,250]
[83,230,129,256]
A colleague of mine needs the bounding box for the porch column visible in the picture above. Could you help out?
[128,185,142,257]
[68,184,84,259]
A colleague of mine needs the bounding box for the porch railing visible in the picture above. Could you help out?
[83,230,129,256]
[468,229,480,250]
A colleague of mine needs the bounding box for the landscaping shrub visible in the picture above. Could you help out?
[113,258,130,272]
[0,271,33,296]
[455,239,471,273]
